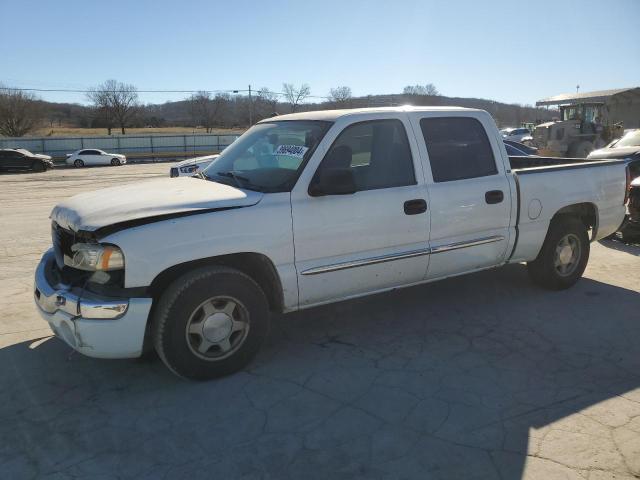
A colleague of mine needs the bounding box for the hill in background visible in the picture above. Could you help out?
[33,93,555,137]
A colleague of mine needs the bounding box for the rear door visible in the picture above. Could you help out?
[76,150,89,164]
[291,114,431,307]
[409,112,513,279]
[0,151,11,170]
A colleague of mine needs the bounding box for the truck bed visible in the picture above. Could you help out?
[509,156,624,172]
[507,155,627,263]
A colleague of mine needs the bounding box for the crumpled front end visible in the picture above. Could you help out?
[34,249,152,358]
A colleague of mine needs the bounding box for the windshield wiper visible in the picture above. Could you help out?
[216,171,250,186]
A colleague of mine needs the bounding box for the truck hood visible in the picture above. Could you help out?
[587,146,640,160]
[32,153,53,161]
[51,177,262,232]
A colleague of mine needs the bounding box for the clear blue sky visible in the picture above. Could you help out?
[1,0,639,107]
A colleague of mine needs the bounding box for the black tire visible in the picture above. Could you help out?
[31,161,45,172]
[152,266,270,380]
[111,158,120,166]
[74,159,84,168]
[527,216,590,290]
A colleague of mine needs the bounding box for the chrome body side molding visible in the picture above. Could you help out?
[300,235,505,276]
[429,235,505,254]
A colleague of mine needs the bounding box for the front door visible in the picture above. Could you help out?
[291,115,431,307]
[409,113,513,279]
[7,152,28,169]
[83,150,99,165]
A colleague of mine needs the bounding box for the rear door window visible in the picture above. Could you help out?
[420,117,498,182]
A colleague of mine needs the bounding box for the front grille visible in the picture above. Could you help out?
[170,167,179,177]
[51,222,77,269]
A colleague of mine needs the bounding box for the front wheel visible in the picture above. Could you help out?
[152,266,270,380]
[527,216,590,290]
[73,159,84,168]
[110,158,121,166]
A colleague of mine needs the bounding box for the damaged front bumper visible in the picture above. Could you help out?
[33,249,152,359]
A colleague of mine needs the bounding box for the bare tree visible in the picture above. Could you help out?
[257,87,279,117]
[87,80,139,134]
[424,83,439,96]
[189,91,229,133]
[0,85,43,137]
[282,83,310,113]
[328,86,352,106]
[87,87,114,135]
[403,84,439,96]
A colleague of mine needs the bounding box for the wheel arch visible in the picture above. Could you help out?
[552,202,598,240]
[148,252,285,313]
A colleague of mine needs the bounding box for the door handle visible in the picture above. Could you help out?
[404,199,427,215]
[485,190,504,204]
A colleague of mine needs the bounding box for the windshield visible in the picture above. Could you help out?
[16,148,32,155]
[202,120,332,192]
[614,130,640,148]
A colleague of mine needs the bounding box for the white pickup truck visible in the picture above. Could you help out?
[34,107,630,379]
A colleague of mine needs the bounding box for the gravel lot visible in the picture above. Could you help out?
[1,164,639,480]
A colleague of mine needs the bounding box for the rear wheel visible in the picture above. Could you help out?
[110,158,121,166]
[527,216,590,290]
[153,266,270,380]
[73,159,84,168]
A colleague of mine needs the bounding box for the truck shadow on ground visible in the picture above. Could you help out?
[600,237,640,256]
[1,264,639,479]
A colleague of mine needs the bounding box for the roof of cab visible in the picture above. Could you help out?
[258,106,482,123]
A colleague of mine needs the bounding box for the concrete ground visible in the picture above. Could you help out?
[0,164,639,480]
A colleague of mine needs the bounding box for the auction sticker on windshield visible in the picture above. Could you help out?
[274,145,308,158]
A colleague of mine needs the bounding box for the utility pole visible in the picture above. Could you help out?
[248,84,253,126]
[232,90,239,126]
[576,84,580,94]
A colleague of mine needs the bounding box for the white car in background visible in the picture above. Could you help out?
[66,149,127,168]
[501,127,533,144]
[170,154,219,177]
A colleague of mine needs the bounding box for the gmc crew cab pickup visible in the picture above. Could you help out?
[34,107,629,379]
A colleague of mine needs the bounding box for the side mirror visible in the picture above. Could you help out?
[309,168,357,196]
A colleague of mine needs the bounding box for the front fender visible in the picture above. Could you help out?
[101,193,298,308]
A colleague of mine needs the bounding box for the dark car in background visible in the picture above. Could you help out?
[504,140,538,156]
[0,148,54,172]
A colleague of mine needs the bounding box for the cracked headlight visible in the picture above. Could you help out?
[65,243,125,271]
